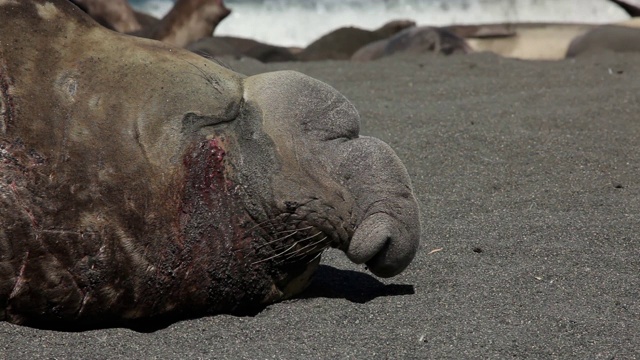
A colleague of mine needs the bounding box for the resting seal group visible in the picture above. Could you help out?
[0,0,421,327]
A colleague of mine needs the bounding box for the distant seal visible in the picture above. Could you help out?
[216,36,298,62]
[566,25,640,57]
[462,23,595,60]
[132,10,160,30]
[69,0,141,32]
[351,26,471,62]
[297,20,416,61]
[188,36,297,62]
[609,0,640,16]
[186,36,243,59]
[137,0,231,47]
[444,24,516,39]
[0,0,421,327]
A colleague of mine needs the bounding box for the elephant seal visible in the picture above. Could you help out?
[463,23,595,60]
[136,0,231,47]
[0,0,421,327]
[133,10,161,30]
[187,36,244,59]
[566,25,640,57]
[188,36,297,63]
[297,20,416,61]
[444,24,516,39]
[69,0,142,33]
[215,36,297,62]
[609,0,640,16]
[351,26,471,62]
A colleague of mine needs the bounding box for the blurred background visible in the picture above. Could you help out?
[129,0,629,47]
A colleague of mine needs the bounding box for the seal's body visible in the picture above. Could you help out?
[137,0,231,47]
[69,0,141,32]
[298,20,416,61]
[566,25,640,57]
[351,26,471,62]
[0,0,421,327]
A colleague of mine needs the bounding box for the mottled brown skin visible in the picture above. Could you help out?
[69,0,141,32]
[297,20,416,61]
[138,0,231,47]
[0,0,421,328]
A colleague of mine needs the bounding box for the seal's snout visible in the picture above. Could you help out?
[348,212,418,278]
[243,70,421,278]
[332,137,421,278]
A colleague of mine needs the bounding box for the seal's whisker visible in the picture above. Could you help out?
[252,230,300,251]
[273,226,313,235]
[240,217,302,237]
[304,249,325,265]
[268,231,323,255]
[251,231,323,265]
[234,223,311,255]
[280,236,329,262]
[235,226,315,253]
[251,243,299,265]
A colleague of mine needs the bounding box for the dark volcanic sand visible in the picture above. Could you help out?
[1,52,639,359]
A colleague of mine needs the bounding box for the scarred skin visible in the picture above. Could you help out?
[0,0,421,327]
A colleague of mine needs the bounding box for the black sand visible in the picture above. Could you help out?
[1,52,639,359]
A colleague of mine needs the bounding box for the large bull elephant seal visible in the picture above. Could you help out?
[0,0,421,327]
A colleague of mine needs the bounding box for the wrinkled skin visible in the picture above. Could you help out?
[0,0,420,327]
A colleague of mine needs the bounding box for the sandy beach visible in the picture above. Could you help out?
[1,51,639,359]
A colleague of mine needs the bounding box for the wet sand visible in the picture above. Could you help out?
[1,51,639,359]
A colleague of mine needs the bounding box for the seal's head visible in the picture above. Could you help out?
[241,71,420,279]
[0,0,420,325]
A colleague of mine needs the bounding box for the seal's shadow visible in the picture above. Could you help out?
[299,265,415,303]
[25,265,412,333]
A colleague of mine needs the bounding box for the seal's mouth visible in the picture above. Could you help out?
[250,223,330,267]
[245,196,355,269]
[243,211,336,302]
